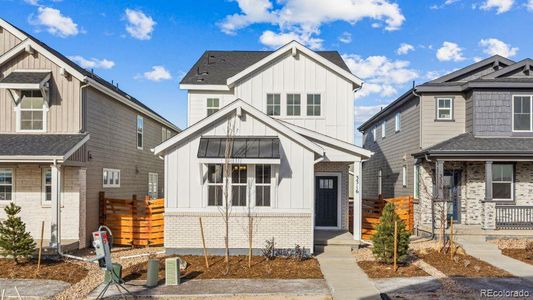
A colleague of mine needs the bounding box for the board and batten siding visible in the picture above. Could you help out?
[188,52,355,143]
[0,27,21,56]
[420,94,466,149]
[84,87,168,236]
[362,95,420,199]
[165,110,315,212]
[0,51,82,133]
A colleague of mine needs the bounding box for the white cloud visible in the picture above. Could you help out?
[436,41,465,62]
[142,66,172,81]
[479,38,518,58]
[527,0,533,10]
[24,0,40,6]
[480,0,514,13]
[31,7,79,37]
[342,54,418,99]
[125,9,156,40]
[259,30,323,49]
[354,105,386,124]
[396,43,414,55]
[219,0,405,49]
[430,0,460,10]
[68,55,115,69]
[338,32,352,44]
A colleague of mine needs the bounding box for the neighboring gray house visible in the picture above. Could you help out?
[359,55,533,232]
[0,19,180,249]
[155,41,372,254]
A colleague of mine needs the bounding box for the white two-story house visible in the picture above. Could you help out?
[155,41,371,254]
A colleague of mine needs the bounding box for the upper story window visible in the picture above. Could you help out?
[306,94,321,116]
[372,126,377,142]
[0,169,13,202]
[395,112,401,132]
[267,94,281,116]
[161,127,172,142]
[287,94,301,116]
[17,90,47,132]
[513,96,532,131]
[207,98,219,116]
[436,98,453,120]
[492,164,513,201]
[381,122,386,138]
[137,115,144,150]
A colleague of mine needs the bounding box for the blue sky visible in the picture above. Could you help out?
[1,0,532,143]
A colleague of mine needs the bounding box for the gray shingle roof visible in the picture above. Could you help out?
[0,71,50,84]
[181,50,351,85]
[0,134,88,157]
[414,133,533,157]
[197,137,280,159]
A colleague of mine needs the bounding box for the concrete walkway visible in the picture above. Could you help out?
[0,279,70,299]
[316,246,381,300]
[458,236,533,283]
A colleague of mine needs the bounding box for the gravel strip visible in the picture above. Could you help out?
[489,238,533,249]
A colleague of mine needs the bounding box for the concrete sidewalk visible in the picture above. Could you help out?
[0,279,70,299]
[458,236,533,283]
[316,246,381,300]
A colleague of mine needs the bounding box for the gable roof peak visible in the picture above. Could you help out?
[428,54,515,84]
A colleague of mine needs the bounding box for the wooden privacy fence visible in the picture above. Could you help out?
[354,196,414,240]
[99,192,164,247]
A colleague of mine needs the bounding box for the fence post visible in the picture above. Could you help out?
[145,195,152,248]
[99,191,106,225]
[131,194,136,248]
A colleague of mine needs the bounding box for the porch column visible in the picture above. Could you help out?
[49,164,62,248]
[353,161,362,241]
[435,160,444,200]
[485,161,493,201]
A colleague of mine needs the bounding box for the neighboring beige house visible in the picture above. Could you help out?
[359,55,533,234]
[155,41,372,254]
[0,18,180,249]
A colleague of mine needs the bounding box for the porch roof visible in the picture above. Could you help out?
[0,71,51,89]
[414,133,533,158]
[0,133,89,162]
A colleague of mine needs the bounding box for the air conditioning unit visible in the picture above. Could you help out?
[165,257,181,285]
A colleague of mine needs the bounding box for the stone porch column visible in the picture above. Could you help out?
[482,201,496,230]
[49,164,62,247]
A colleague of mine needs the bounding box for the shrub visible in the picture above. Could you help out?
[526,241,533,259]
[371,202,411,264]
[261,237,276,260]
[292,244,310,261]
[0,203,36,264]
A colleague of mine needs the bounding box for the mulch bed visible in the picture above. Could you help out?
[0,258,89,284]
[502,249,533,265]
[123,255,323,281]
[358,260,428,278]
[417,250,512,278]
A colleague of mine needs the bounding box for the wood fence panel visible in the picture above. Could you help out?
[99,192,164,247]
[358,195,414,240]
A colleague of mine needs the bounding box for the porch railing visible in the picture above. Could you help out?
[495,206,533,230]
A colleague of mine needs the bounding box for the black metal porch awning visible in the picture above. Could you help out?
[197,137,280,159]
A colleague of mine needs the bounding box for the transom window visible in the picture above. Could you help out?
[103,168,120,188]
[255,165,271,206]
[287,94,301,116]
[137,116,144,150]
[207,98,219,116]
[0,169,13,201]
[232,164,247,206]
[513,96,532,131]
[319,179,334,189]
[267,94,281,116]
[18,90,46,131]
[492,164,513,201]
[436,98,453,120]
[43,168,52,204]
[306,94,321,116]
[207,164,223,206]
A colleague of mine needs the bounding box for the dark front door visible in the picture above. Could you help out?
[315,176,338,227]
[443,171,461,223]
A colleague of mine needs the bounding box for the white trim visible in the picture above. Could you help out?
[179,84,230,91]
[63,134,90,161]
[103,168,121,188]
[381,121,386,138]
[198,158,280,165]
[315,172,342,230]
[154,99,324,156]
[511,95,533,132]
[15,90,48,133]
[227,41,363,88]
[0,18,29,40]
[436,97,454,121]
[0,40,29,66]
[402,165,407,187]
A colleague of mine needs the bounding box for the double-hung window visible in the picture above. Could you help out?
[207,98,219,116]
[207,164,223,206]
[414,165,420,199]
[402,165,407,187]
[492,164,513,201]
[148,172,158,199]
[306,94,321,116]
[0,169,13,201]
[287,94,301,116]
[137,115,143,150]
[161,127,172,142]
[43,168,52,204]
[267,94,281,116]
[395,112,401,132]
[103,169,120,188]
[232,164,247,206]
[381,122,386,138]
[436,98,453,120]
[513,96,532,131]
[378,169,382,196]
[255,165,271,207]
[18,90,46,132]
[373,126,377,142]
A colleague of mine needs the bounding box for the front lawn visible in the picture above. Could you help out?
[123,255,323,281]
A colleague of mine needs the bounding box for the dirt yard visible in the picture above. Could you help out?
[0,258,88,284]
[417,250,512,278]
[123,255,323,281]
[502,249,533,265]
[357,260,428,278]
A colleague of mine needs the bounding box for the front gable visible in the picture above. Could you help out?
[0,26,22,56]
